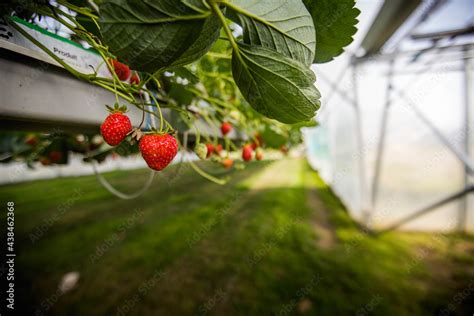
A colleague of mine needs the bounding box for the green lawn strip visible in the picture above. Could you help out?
[305,162,474,315]
[10,162,234,235]
[3,158,473,316]
[129,158,420,315]
[12,161,273,316]
[129,159,320,315]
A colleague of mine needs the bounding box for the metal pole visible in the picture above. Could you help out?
[352,60,370,225]
[371,59,395,217]
[459,45,473,232]
[394,87,474,174]
[377,186,474,234]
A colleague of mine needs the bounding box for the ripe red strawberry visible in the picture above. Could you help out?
[206,143,214,158]
[242,145,253,162]
[100,112,132,146]
[49,151,62,163]
[215,144,223,155]
[220,122,232,136]
[130,72,140,85]
[222,158,233,169]
[139,133,178,171]
[39,157,51,166]
[25,134,38,146]
[111,59,131,81]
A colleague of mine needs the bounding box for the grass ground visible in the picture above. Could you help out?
[0,158,473,316]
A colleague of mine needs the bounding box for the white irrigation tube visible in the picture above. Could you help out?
[92,161,155,200]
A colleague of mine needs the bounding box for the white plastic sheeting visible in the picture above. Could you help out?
[304,45,473,232]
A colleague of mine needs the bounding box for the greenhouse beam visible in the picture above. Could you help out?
[377,186,474,235]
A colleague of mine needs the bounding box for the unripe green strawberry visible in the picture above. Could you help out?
[211,155,221,163]
[234,161,245,170]
[195,143,208,160]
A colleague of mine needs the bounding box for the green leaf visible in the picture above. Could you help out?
[99,0,221,72]
[168,82,194,106]
[291,120,318,128]
[303,0,360,63]
[232,43,320,124]
[226,0,316,66]
[261,125,287,149]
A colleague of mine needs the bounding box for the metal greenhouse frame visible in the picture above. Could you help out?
[314,0,473,233]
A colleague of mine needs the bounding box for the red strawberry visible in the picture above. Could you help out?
[39,157,51,166]
[222,158,233,169]
[206,143,214,158]
[111,59,131,81]
[220,122,232,136]
[251,133,263,150]
[139,134,178,171]
[215,144,223,155]
[25,134,39,146]
[100,112,132,146]
[49,151,62,162]
[130,73,140,85]
[242,145,253,162]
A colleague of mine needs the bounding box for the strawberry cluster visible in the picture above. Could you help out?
[100,104,178,171]
[193,122,265,169]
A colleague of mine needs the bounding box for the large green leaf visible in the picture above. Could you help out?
[232,43,320,124]
[303,0,360,63]
[99,0,221,72]
[226,0,316,66]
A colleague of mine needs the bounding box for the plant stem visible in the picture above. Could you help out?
[189,161,227,185]
[207,0,244,65]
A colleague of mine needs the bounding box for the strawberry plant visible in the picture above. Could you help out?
[1,0,359,183]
